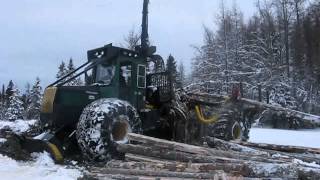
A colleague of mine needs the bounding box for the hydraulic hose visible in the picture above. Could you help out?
[195,105,219,124]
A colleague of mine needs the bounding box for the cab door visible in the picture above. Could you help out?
[136,64,146,109]
[119,62,133,103]
[119,62,146,110]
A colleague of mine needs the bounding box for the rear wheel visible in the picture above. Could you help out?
[76,98,141,161]
[208,113,248,141]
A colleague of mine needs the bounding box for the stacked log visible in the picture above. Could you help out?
[84,133,320,179]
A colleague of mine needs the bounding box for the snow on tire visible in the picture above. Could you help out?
[76,98,141,161]
[208,113,246,141]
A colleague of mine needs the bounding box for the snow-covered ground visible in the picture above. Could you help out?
[249,127,320,148]
[0,120,83,180]
[0,119,37,134]
[0,152,82,180]
[1,119,320,179]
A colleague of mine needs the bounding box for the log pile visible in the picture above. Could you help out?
[84,133,320,179]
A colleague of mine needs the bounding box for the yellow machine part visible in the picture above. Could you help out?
[41,87,57,113]
[195,105,219,124]
[47,142,64,163]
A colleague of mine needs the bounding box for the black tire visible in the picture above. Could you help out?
[76,98,141,161]
[208,113,248,141]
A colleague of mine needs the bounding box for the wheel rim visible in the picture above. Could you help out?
[231,122,242,140]
[111,115,131,143]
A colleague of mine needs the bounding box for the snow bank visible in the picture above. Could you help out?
[0,119,37,134]
[0,120,83,179]
[249,127,320,148]
[0,152,82,180]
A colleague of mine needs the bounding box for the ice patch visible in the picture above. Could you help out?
[0,138,7,143]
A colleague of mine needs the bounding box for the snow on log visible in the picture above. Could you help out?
[110,133,320,178]
[241,97,320,125]
[187,92,320,127]
[207,136,320,164]
[236,141,320,154]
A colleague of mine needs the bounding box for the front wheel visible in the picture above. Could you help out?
[76,98,141,161]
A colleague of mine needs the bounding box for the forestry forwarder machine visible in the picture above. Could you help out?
[10,0,250,163]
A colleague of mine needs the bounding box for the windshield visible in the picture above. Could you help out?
[96,64,115,85]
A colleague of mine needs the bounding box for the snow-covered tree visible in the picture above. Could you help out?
[56,61,68,80]
[67,58,75,73]
[1,84,4,102]
[5,80,14,100]
[176,61,185,89]
[56,59,83,86]
[26,77,42,119]
[5,84,24,121]
[190,0,320,113]
[166,55,178,86]
[0,84,5,120]
[66,58,83,86]
[21,83,31,119]
[0,103,3,120]
[191,1,267,95]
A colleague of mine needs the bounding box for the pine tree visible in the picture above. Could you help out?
[22,83,31,119]
[6,80,14,101]
[56,58,83,86]
[5,83,24,121]
[27,77,42,119]
[188,0,320,113]
[56,61,68,80]
[166,55,178,86]
[66,58,83,86]
[176,61,185,89]
[0,84,5,119]
[1,84,4,101]
[0,103,2,120]
[67,58,75,72]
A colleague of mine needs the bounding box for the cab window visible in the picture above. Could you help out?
[96,64,115,85]
[137,65,146,88]
[120,63,132,87]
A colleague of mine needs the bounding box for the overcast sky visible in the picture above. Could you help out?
[0,0,256,89]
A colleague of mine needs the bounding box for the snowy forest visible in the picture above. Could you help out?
[0,58,82,121]
[191,0,320,115]
[1,0,320,121]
